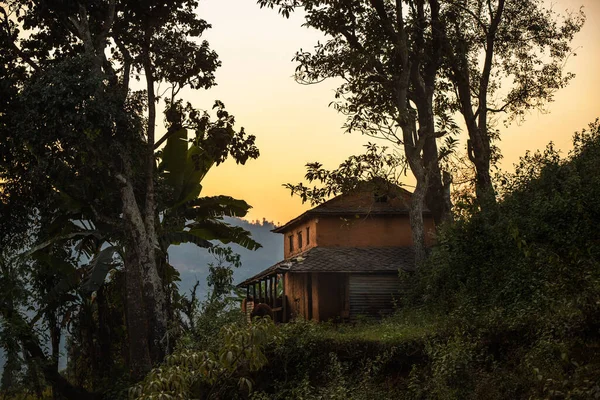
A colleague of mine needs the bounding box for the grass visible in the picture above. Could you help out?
[305,308,443,345]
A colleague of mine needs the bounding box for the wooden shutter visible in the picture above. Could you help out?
[348,274,402,319]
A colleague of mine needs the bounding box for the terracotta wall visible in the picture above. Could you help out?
[286,272,346,321]
[283,219,318,259]
[284,272,308,319]
[316,215,436,248]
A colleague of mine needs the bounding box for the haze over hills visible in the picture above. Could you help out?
[169,217,284,299]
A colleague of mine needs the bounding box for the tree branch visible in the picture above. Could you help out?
[368,0,399,43]
[0,8,40,72]
[97,0,116,48]
[338,26,386,77]
[1,307,99,400]
[446,0,489,34]
[68,3,95,56]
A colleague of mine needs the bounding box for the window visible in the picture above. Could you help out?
[306,227,310,245]
[288,235,294,252]
[297,231,303,248]
[375,193,388,203]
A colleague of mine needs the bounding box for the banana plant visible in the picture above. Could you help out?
[157,101,261,254]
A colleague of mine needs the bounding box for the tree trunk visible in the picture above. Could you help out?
[423,136,449,225]
[96,287,112,377]
[453,49,496,211]
[48,312,61,400]
[408,169,428,266]
[142,43,168,365]
[123,245,152,380]
[469,134,495,207]
[118,172,153,379]
[140,245,167,364]
[416,93,452,225]
[401,116,429,268]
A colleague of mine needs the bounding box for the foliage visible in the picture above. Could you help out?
[259,0,585,212]
[169,119,600,400]
[130,317,279,400]
[175,246,247,353]
[0,0,261,396]
[399,119,600,399]
[284,142,407,205]
[410,119,600,316]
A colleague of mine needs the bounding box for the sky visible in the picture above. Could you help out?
[180,0,600,225]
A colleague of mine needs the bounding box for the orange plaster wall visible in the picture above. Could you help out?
[316,215,436,247]
[281,214,436,259]
[283,219,319,259]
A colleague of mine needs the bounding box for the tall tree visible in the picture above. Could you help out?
[0,0,259,390]
[259,0,584,233]
[259,0,458,265]
[443,0,584,207]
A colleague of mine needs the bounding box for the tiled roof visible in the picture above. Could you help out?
[272,183,430,233]
[236,246,416,287]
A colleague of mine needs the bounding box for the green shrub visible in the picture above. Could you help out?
[130,317,278,400]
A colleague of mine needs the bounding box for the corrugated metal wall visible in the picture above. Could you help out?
[349,274,402,318]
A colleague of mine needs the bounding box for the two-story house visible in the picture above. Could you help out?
[238,182,435,322]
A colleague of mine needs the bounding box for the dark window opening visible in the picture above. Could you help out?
[288,235,294,252]
[297,231,303,248]
[375,193,388,203]
[306,227,310,244]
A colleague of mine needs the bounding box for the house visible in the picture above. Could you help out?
[237,182,435,322]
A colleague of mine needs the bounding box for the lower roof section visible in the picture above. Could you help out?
[236,246,416,287]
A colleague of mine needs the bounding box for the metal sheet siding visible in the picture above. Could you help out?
[349,274,402,318]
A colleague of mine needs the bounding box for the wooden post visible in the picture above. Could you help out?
[271,276,274,306]
[274,274,278,307]
[260,281,264,304]
[282,273,287,323]
[265,279,268,305]
[268,278,272,306]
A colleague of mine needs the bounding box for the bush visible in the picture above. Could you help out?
[399,120,600,399]
[130,317,278,400]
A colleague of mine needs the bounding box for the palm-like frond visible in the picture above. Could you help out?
[183,196,252,219]
[186,220,262,251]
[160,230,213,249]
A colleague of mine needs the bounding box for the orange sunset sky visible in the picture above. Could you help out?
[183,0,600,225]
